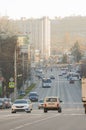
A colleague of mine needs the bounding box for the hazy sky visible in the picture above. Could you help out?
[0,0,86,19]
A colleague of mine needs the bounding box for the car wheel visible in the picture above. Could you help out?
[11,111,16,113]
[27,110,31,113]
[85,109,86,114]
[44,108,47,113]
[58,107,62,113]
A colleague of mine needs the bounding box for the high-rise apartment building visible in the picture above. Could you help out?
[28,17,50,61]
[10,17,50,63]
[41,17,50,59]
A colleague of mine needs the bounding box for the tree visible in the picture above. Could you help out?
[61,54,68,63]
[71,41,82,62]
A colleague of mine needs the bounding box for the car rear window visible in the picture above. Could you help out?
[46,98,57,102]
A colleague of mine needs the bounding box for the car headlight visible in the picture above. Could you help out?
[12,105,16,109]
[25,104,29,107]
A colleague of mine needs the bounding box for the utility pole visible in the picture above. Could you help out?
[14,45,17,100]
[22,52,25,90]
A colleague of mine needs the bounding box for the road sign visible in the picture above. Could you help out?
[9,77,14,82]
[9,82,15,88]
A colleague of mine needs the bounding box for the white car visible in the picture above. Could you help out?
[11,99,33,113]
[71,76,80,81]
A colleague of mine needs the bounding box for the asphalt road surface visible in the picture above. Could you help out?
[0,109,85,130]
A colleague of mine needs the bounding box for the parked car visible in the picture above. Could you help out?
[19,90,25,96]
[8,98,12,108]
[43,96,62,113]
[0,98,5,109]
[28,92,39,102]
[11,99,33,113]
[38,99,44,109]
[3,98,12,108]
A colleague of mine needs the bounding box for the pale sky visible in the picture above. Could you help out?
[0,0,86,19]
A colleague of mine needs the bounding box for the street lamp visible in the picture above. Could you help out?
[14,45,17,100]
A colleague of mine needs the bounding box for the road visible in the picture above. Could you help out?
[0,67,86,130]
[0,109,86,130]
[34,67,83,109]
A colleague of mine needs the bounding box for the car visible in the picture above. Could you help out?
[0,98,5,109]
[8,98,12,107]
[50,75,55,79]
[38,99,44,109]
[69,79,74,84]
[19,90,25,96]
[28,92,39,102]
[3,98,12,108]
[58,73,62,76]
[11,99,33,113]
[69,78,74,84]
[71,76,80,81]
[43,96,62,113]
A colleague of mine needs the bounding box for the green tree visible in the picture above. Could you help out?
[71,41,82,62]
[62,54,68,63]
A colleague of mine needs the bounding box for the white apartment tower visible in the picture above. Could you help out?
[41,17,50,60]
[28,17,50,61]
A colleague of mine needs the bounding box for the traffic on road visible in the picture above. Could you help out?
[0,65,85,130]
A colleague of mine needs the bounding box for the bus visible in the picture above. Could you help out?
[42,78,52,88]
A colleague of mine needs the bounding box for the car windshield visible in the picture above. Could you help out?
[39,100,43,103]
[42,78,51,83]
[14,100,27,104]
[29,93,38,96]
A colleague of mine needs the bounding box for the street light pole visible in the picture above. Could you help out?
[22,52,25,90]
[14,45,17,100]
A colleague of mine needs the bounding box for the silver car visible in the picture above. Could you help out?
[38,99,44,109]
[0,99,5,109]
[11,99,33,113]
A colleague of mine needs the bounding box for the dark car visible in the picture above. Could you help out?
[19,90,25,96]
[28,92,38,102]
[50,75,55,79]
[69,79,74,84]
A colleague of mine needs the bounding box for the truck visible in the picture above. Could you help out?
[81,78,86,114]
